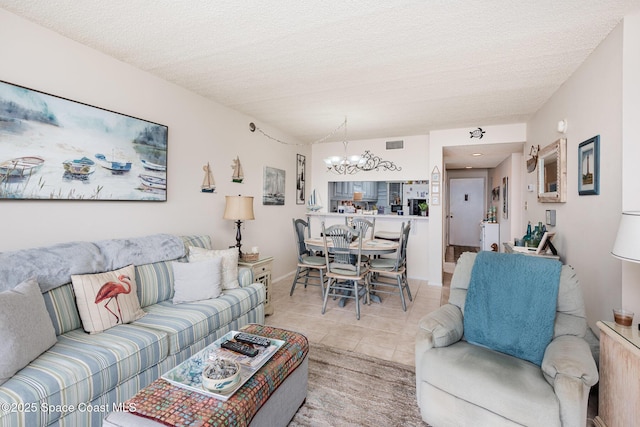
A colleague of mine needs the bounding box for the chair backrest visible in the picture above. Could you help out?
[292,218,311,262]
[322,222,364,275]
[350,217,375,240]
[399,220,411,268]
[449,252,588,339]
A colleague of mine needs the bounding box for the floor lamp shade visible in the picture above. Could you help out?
[223,195,255,220]
[611,211,640,263]
[223,195,254,256]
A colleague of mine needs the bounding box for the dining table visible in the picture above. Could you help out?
[304,237,399,306]
[304,237,399,256]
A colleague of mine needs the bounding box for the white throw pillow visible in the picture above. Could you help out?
[0,278,57,385]
[172,258,222,304]
[188,246,240,289]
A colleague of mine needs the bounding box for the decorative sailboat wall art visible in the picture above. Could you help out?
[231,157,244,183]
[201,162,215,193]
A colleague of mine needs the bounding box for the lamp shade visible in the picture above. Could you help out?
[223,196,255,221]
[611,211,640,263]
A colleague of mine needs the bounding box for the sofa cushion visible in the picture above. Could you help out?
[136,260,175,308]
[180,235,213,254]
[0,323,168,426]
[463,252,561,366]
[133,283,264,355]
[72,265,146,333]
[42,283,83,336]
[172,258,222,304]
[420,341,561,427]
[0,278,58,385]
[188,247,239,289]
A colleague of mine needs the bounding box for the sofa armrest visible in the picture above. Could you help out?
[542,335,598,427]
[417,303,464,349]
[542,335,599,387]
[238,267,253,287]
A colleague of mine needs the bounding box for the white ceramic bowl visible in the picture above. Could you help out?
[202,359,241,393]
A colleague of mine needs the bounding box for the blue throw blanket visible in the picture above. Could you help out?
[463,251,561,366]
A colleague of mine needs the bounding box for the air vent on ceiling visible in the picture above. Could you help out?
[386,140,404,150]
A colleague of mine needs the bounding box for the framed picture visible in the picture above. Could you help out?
[578,135,600,195]
[492,186,500,201]
[0,80,167,201]
[263,166,285,205]
[296,154,305,204]
[431,166,440,182]
[502,177,508,219]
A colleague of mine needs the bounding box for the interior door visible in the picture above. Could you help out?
[448,178,485,247]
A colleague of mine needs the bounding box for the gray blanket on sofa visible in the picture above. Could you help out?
[0,234,185,292]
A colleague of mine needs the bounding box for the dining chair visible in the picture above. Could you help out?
[321,223,370,320]
[349,217,375,240]
[290,218,327,296]
[349,217,375,262]
[367,221,413,310]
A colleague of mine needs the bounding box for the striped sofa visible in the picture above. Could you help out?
[0,235,265,427]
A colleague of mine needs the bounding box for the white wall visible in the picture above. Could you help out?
[429,124,527,286]
[0,9,306,281]
[490,153,524,247]
[525,22,624,330]
[621,12,640,321]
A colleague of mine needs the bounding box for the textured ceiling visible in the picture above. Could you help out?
[1,0,638,157]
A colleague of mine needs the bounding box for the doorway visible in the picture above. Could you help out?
[448,177,485,247]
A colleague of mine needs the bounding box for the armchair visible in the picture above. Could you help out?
[415,252,598,427]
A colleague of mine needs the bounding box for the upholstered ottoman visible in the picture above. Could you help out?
[103,325,308,427]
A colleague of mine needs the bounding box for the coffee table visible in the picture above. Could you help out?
[102,324,308,427]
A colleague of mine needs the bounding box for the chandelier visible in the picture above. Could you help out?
[324,118,401,175]
[249,116,401,174]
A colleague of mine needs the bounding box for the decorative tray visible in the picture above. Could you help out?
[162,330,284,401]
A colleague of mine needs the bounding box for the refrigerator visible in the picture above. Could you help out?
[402,183,430,206]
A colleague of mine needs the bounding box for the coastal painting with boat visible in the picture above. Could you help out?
[0,80,167,201]
[263,166,285,206]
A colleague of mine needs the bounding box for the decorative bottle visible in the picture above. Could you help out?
[523,221,532,246]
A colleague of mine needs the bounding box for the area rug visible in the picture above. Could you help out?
[289,343,427,427]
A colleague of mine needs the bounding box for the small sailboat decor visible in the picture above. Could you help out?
[201,162,216,193]
[231,156,244,183]
[307,189,323,211]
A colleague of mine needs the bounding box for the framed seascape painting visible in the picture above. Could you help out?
[0,80,167,201]
[263,166,285,205]
[296,154,305,204]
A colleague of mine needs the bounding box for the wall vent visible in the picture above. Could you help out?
[386,140,404,150]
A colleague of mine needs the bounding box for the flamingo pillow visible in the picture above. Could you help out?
[71,264,146,334]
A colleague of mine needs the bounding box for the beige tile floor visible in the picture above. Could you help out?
[264,275,444,367]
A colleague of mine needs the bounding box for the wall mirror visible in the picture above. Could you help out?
[537,138,567,203]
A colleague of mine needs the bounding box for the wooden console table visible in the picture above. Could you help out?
[238,257,274,315]
[594,320,640,427]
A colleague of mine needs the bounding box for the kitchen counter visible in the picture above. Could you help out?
[306,212,429,221]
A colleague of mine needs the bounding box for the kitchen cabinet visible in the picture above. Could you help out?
[330,181,378,200]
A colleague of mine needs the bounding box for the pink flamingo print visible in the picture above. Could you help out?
[94,275,132,324]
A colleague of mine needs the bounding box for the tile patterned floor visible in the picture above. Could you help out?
[265,275,443,367]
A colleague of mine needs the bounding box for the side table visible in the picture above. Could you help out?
[593,320,640,427]
[238,256,274,315]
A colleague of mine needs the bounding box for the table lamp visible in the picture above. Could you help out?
[223,195,255,256]
[611,211,640,263]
